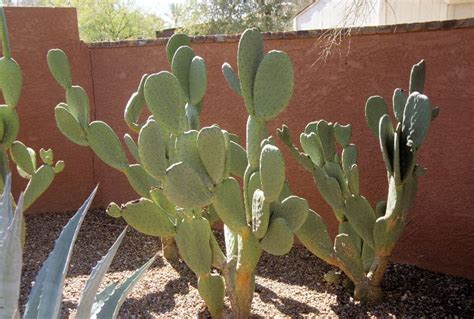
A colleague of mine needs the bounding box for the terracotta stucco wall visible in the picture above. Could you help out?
[2,7,99,212]
[3,8,473,279]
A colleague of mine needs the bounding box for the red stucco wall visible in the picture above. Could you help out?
[3,7,100,211]
[3,7,473,279]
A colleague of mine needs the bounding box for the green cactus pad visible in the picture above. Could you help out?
[259,144,285,202]
[295,209,333,260]
[260,217,293,256]
[175,130,212,186]
[317,120,335,161]
[365,95,388,136]
[334,123,352,147]
[106,202,122,218]
[237,28,264,114]
[379,114,395,173]
[334,233,365,279]
[251,189,270,239]
[120,198,176,237]
[138,119,168,179]
[409,60,425,94]
[164,162,213,209]
[212,177,247,234]
[361,242,375,272]
[401,93,432,149]
[0,8,11,59]
[125,164,156,198]
[23,165,55,210]
[344,195,376,248]
[373,177,405,256]
[144,71,187,134]
[313,166,344,213]
[272,195,309,232]
[375,200,387,218]
[209,231,226,267]
[149,188,175,214]
[246,115,266,168]
[0,118,4,140]
[300,132,324,167]
[10,141,35,175]
[54,103,87,146]
[339,221,362,253]
[342,144,358,173]
[323,162,348,195]
[198,274,225,318]
[172,45,195,99]
[86,121,128,171]
[39,148,53,165]
[237,231,262,272]
[175,217,212,276]
[0,57,22,107]
[253,50,294,120]
[348,164,360,196]
[0,104,19,147]
[229,141,247,177]
[166,33,191,64]
[392,88,407,122]
[47,49,72,89]
[222,62,242,96]
[124,133,140,163]
[54,160,65,173]
[66,86,90,129]
[198,126,226,185]
[124,74,148,132]
[189,56,207,105]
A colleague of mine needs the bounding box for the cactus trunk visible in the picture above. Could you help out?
[233,270,254,319]
[161,236,179,262]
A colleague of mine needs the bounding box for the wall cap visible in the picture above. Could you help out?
[87,17,474,48]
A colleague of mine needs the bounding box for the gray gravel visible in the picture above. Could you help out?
[20,211,474,318]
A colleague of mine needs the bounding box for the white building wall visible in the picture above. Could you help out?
[294,0,474,30]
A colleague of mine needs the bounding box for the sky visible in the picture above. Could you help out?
[135,0,186,23]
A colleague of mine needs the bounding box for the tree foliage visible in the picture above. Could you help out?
[38,0,165,42]
[179,0,312,35]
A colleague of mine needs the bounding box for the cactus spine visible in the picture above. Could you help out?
[0,8,63,244]
[278,60,438,304]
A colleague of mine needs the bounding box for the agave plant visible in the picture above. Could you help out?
[0,176,156,319]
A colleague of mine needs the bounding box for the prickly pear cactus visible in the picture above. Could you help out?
[49,28,304,318]
[277,60,438,304]
[0,8,63,220]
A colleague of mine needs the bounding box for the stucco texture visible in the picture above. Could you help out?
[3,8,473,279]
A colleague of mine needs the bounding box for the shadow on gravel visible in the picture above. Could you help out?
[256,245,333,293]
[125,276,192,316]
[329,263,474,317]
[255,283,320,317]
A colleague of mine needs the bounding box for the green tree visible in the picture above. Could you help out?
[167,2,186,27]
[179,0,311,35]
[39,0,165,42]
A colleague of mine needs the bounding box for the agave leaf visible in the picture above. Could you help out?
[0,187,23,319]
[0,174,13,234]
[75,228,128,319]
[24,186,98,319]
[94,255,156,319]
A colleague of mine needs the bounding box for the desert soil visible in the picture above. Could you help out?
[19,211,473,318]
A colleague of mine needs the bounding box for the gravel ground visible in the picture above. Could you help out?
[20,211,473,318]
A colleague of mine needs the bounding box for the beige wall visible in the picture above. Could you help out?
[3,7,474,279]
